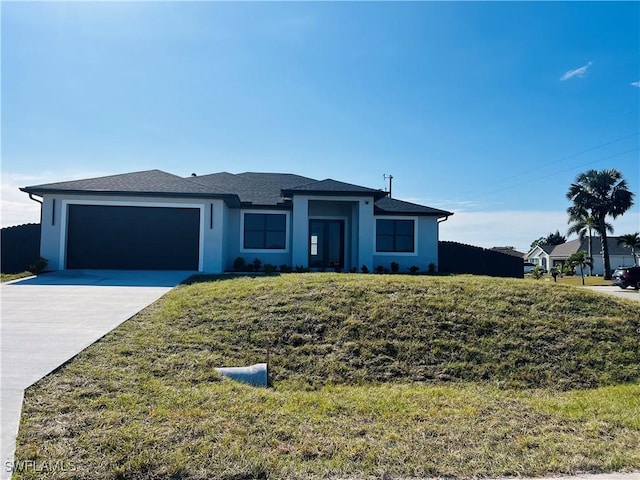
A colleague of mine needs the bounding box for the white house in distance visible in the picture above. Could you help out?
[20,169,453,274]
[526,237,638,276]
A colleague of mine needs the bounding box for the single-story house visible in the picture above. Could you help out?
[21,170,453,273]
[525,237,638,276]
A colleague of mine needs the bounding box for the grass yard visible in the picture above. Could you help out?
[525,274,612,287]
[1,271,33,283]
[14,274,640,479]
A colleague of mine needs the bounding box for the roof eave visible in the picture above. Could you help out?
[282,189,387,199]
[374,207,453,218]
[20,187,242,206]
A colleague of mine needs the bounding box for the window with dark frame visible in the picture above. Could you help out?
[376,219,415,252]
[243,213,286,250]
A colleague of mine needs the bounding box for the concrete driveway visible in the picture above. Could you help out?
[1,270,192,479]
[584,285,640,302]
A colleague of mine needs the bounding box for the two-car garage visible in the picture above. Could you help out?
[65,204,201,270]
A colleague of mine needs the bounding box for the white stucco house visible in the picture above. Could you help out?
[21,170,453,273]
[525,237,638,276]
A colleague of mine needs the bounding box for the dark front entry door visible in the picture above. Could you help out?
[309,219,345,269]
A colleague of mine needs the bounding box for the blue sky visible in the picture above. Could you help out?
[2,1,639,252]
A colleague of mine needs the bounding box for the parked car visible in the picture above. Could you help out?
[611,266,640,290]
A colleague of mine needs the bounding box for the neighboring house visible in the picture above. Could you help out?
[20,170,453,273]
[525,237,638,276]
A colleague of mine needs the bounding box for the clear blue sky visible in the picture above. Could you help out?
[2,1,639,252]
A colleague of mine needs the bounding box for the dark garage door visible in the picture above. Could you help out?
[66,205,200,270]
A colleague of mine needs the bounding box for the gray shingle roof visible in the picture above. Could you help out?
[21,169,220,197]
[374,196,453,217]
[21,169,452,216]
[187,172,302,205]
[550,237,636,257]
[282,179,387,199]
[237,172,316,189]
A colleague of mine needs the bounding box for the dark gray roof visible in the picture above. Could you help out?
[237,172,316,189]
[374,196,453,217]
[21,169,223,198]
[537,243,556,254]
[283,178,387,199]
[187,172,304,205]
[21,169,451,215]
[550,237,637,257]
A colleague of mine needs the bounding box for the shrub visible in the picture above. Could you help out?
[233,257,246,271]
[295,265,310,273]
[349,266,358,273]
[334,266,342,273]
[531,265,544,280]
[279,264,292,273]
[427,263,437,274]
[408,265,420,274]
[251,258,262,272]
[360,265,369,274]
[27,257,48,275]
[375,265,385,274]
[390,261,400,273]
[264,264,276,275]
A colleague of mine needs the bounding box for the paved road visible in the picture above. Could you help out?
[584,285,640,302]
[0,270,192,479]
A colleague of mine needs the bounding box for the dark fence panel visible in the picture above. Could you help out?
[439,241,523,278]
[1,223,41,273]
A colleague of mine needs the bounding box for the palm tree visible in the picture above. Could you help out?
[566,169,635,279]
[566,251,593,285]
[567,209,613,276]
[617,232,640,266]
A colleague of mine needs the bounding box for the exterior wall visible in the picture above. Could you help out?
[545,254,636,276]
[309,200,352,270]
[525,247,549,270]
[38,194,224,272]
[373,216,439,272]
[590,254,637,276]
[224,208,293,271]
[291,195,375,270]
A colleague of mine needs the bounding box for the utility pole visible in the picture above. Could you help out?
[383,174,393,198]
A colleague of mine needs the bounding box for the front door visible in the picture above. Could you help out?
[309,219,345,269]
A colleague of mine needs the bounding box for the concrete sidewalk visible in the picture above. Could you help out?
[1,270,191,479]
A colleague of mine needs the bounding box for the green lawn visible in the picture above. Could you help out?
[525,273,612,287]
[1,271,33,283]
[14,274,640,479]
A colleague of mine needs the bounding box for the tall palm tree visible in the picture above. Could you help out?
[566,169,635,279]
[617,232,640,266]
[567,209,613,276]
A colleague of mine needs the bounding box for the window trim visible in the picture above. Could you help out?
[374,216,418,256]
[240,209,290,253]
